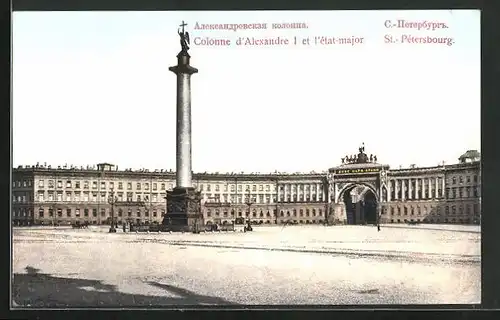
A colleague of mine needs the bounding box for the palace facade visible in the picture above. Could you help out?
[11,148,481,226]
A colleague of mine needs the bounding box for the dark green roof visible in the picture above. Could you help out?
[459,150,481,160]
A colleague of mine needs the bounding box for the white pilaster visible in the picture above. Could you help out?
[409,178,413,200]
[401,179,406,201]
[422,179,426,199]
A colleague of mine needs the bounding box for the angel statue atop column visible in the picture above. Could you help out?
[178,21,190,53]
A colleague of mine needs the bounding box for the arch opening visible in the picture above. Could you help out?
[342,185,378,225]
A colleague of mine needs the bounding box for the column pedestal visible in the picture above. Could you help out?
[162,187,204,232]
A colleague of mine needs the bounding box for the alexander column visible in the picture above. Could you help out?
[162,21,203,232]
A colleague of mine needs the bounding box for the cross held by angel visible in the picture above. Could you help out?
[178,21,190,52]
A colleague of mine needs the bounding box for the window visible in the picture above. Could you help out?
[84,209,89,217]
[161,183,165,190]
[238,185,242,191]
[137,195,142,202]
[467,176,471,183]
[110,182,114,189]
[57,181,63,188]
[101,182,106,189]
[57,193,63,201]
[153,183,157,191]
[145,183,149,190]
[101,208,106,217]
[92,181,97,189]
[136,210,141,217]
[207,185,211,192]
[75,181,80,189]
[145,210,149,217]
[118,182,123,190]
[215,185,219,192]
[83,193,89,202]
[118,209,123,217]
[75,209,80,216]
[127,183,132,190]
[23,180,27,187]
[266,185,270,192]
[452,177,456,185]
[39,208,44,217]
[152,194,157,202]
[223,185,228,192]
[75,193,80,202]
[48,180,54,188]
[57,208,62,217]
[66,192,71,201]
[259,185,263,191]
[39,180,44,187]
[474,175,478,183]
[66,180,72,188]
[66,209,71,217]
[230,185,235,192]
[252,185,256,191]
[38,193,44,202]
[84,181,89,189]
[128,209,132,217]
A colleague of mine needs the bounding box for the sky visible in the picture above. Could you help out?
[12,10,481,173]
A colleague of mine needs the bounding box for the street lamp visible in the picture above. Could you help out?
[245,190,255,230]
[108,188,118,233]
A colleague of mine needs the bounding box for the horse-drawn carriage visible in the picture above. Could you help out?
[71,221,89,229]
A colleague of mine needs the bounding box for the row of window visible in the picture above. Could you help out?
[381,203,480,215]
[449,175,479,185]
[12,180,32,188]
[388,189,443,200]
[33,192,159,203]
[32,207,165,218]
[38,180,172,191]
[278,184,323,192]
[446,187,480,199]
[208,194,324,204]
[206,208,324,218]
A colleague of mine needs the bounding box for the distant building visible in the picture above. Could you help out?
[11,147,480,226]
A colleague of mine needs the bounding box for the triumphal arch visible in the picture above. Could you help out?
[327,144,390,225]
